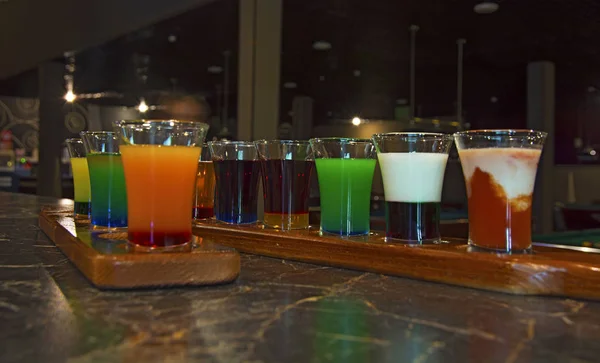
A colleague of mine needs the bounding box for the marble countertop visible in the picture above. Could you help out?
[1,192,599,363]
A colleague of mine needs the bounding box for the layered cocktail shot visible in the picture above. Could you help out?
[80,131,128,230]
[255,140,314,230]
[117,120,209,251]
[193,145,216,220]
[454,129,547,253]
[65,138,91,219]
[208,141,261,225]
[373,133,453,244]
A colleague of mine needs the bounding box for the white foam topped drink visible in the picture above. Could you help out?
[458,147,542,251]
[378,153,448,203]
[377,152,449,242]
[373,132,453,244]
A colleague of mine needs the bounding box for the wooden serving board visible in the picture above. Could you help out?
[193,219,600,300]
[39,207,240,289]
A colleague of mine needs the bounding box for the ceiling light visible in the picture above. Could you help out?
[168,34,177,43]
[207,66,223,74]
[137,98,149,113]
[64,90,76,103]
[474,1,499,14]
[352,117,361,126]
[312,41,332,51]
[490,96,498,103]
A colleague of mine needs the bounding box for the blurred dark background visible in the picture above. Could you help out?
[1,0,600,233]
[2,0,600,163]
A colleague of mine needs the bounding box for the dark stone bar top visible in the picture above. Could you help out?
[1,192,599,363]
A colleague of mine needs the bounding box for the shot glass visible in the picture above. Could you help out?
[117,120,209,250]
[372,133,454,244]
[65,138,91,219]
[454,129,547,253]
[193,145,216,220]
[208,141,261,224]
[309,138,376,236]
[80,131,128,230]
[255,140,315,230]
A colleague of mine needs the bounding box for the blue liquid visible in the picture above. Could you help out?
[213,160,260,224]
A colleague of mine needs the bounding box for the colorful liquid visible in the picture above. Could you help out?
[385,202,441,242]
[71,157,91,217]
[193,161,216,220]
[261,159,314,229]
[459,148,542,252]
[120,145,200,248]
[74,201,91,218]
[378,152,448,243]
[315,158,376,236]
[87,153,127,228]
[213,160,261,224]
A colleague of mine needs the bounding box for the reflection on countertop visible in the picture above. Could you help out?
[0,192,599,363]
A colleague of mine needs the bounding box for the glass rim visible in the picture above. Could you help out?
[309,137,373,143]
[373,132,453,140]
[116,119,209,128]
[80,131,117,136]
[206,140,254,146]
[254,139,310,145]
[454,129,547,137]
[65,138,83,143]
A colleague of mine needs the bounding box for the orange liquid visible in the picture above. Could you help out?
[120,145,200,248]
[467,168,533,251]
[193,161,216,219]
[460,148,541,252]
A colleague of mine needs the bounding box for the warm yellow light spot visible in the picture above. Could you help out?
[64,90,76,102]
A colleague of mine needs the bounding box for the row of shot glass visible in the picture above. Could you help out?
[196,129,547,254]
[66,120,210,251]
[66,123,547,254]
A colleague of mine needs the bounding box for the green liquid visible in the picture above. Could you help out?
[87,153,128,228]
[315,158,376,236]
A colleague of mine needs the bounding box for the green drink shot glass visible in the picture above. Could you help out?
[309,138,377,237]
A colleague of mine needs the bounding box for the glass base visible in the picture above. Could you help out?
[193,216,215,224]
[263,212,309,230]
[193,206,214,220]
[74,201,91,219]
[384,236,443,245]
[319,229,370,238]
[91,224,127,232]
[468,241,532,254]
[127,239,193,253]
[74,218,91,227]
[216,218,258,225]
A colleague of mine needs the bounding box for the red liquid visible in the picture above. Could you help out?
[128,230,192,248]
[261,159,314,229]
[193,161,215,220]
[193,206,214,219]
[262,159,314,214]
[460,148,541,251]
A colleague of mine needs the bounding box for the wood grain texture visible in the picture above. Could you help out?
[39,207,240,289]
[193,219,600,300]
